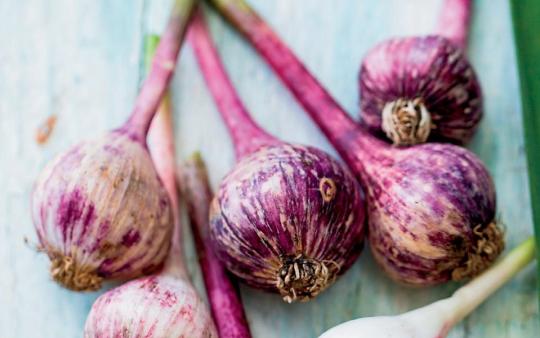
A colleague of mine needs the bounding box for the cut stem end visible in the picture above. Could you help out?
[452,221,505,281]
[381,98,432,145]
[50,254,102,291]
[276,255,336,303]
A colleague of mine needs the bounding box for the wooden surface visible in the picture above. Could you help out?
[0,0,537,337]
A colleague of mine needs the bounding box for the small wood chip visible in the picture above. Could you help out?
[35,114,57,145]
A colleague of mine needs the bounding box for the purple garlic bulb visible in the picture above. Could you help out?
[32,131,172,290]
[361,140,503,285]
[201,1,504,285]
[190,12,366,303]
[30,0,196,290]
[209,144,366,302]
[85,275,217,337]
[360,36,483,145]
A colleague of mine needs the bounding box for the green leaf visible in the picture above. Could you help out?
[511,0,540,308]
[144,34,161,74]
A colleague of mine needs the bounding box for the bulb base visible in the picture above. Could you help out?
[276,254,336,303]
[381,98,432,145]
[452,221,505,281]
[50,253,102,291]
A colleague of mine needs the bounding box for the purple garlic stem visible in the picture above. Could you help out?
[148,91,187,279]
[181,153,252,338]
[189,7,366,302]
[144,32,186,276]
[436,0,472,50]
[189,9,278,160]
[125,0,197,142]
[207,0,364,168]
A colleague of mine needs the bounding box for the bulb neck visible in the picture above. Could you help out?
[189,9,278,160]
[124,0,196,141]
[436,0,472,50]
[162,221,188,280]
[147,97,188,281]
[208,0,391,174]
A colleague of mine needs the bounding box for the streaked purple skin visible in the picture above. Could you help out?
[209,144,365,292]
[351,133,496,284]
[85,28,219,338]
[359,0,480,145]
[31,0,195,290]
[84,275,217,338]
[359,35,483,144]
[31,131,172,288]
[209,0,503,285]
[182,154,252,338]
[190,10,366,302]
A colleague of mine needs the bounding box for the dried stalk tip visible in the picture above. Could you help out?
[452,221,505,281]
[35,114,57,145]
[382,98,432,145]
[50,254,102,291]
[276,254,336,303]
[319,177,337,202]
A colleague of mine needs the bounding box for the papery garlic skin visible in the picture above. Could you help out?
[319,313,445,338]
[209,144,366,303]
[84,274,218,338]
[363,142,502,285]
[31,131,172,291]
[360,36,483,145]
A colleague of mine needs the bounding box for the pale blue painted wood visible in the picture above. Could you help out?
[0,1,537,337]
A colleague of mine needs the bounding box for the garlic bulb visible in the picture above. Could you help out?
[30,0,195,291]
[85,30,218,338]
[32,132,172,290]
[85,275,217,338]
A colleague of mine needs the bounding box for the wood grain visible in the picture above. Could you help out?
[0,0,537,337]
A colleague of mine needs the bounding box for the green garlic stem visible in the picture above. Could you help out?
[437,237,535,331]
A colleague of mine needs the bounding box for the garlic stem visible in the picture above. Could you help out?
[207,0,383,169]
[320,238,535,338]
[145,34,187,279]
[438,237,535,331]
[181,153,253,337]
[127,0,196,141]
[189,8,277,160]
[436,0,472,50]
